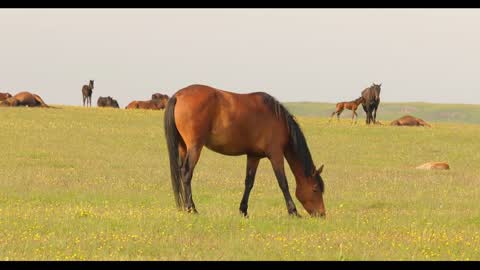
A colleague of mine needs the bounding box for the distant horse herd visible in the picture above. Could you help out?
[0,80,170,111]
[328,82,432,127]
[0,81,432,128]
[0,81,446,218]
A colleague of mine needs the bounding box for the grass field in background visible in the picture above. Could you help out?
[0,105,479,260]
[285,102,480,124]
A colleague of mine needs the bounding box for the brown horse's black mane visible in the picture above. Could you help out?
[261,93,324,192]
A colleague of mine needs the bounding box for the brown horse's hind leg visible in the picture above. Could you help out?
[239,156,261,217]
[269,153,300,217]
[328,110,337,123]
[180,144,203,213]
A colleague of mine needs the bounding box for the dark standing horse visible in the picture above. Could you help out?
[164,84,326,217]
[361,83,381,125]
[82,80,94,107]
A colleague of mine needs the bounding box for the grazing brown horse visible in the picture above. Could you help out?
[361,83,381,125]
[164,84,326,217]
[328,97,364,123]
[390,115,431,127]
[0,91,49,107]
[0,92,12,101]
[82,80,94,107]
[126,98,168,110]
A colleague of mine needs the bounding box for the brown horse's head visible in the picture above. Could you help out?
[159,95,169,108]
[0,92,12,102]
[0,97,17,106]
[152,94,169,109]
[295,164,326,217]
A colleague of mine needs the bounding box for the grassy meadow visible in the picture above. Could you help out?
[0,105,479,260]
[286,102,480,124]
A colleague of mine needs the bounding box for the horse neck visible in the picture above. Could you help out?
[284,146,310,189]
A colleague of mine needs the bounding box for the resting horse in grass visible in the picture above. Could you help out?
[390,115,431,127]
[126,97,168,110]
[164,84,326,217]
[328,96,364,123]
[0,92,12,101]
[0,91,50,107]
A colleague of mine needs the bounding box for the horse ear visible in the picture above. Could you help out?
[316,164,324,175]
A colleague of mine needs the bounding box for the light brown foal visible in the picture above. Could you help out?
[329,97,364,123]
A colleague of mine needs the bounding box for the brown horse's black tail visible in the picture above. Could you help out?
[164,96,185,210]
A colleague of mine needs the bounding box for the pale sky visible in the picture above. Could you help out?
[1,9,480,106]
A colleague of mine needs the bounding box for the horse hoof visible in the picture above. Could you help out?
[289,210,301,218]
[239,210,249,217]
[186,208,198,214]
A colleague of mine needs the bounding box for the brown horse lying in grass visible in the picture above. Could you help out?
[126,97,168,110]
[329,97,364,123]
[390,115,431,127]
[0,92,12,101]
[164,84,326,217]
[416,162,450,170]
[0,91,50,107]
[151,93,169,100]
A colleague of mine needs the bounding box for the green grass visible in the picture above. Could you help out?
[285,102,480,124]
[0,106,479,260]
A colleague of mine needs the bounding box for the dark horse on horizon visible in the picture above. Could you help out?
[361,83,381,125]
[164,84,326,217]
[82,80,94,107]
[97,96,119,108]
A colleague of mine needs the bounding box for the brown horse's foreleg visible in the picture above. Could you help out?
[269,155,300,217]
[181,145,203,213]
[82,95,85,107]
[365,106,372,125]
[239,156,261,217]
